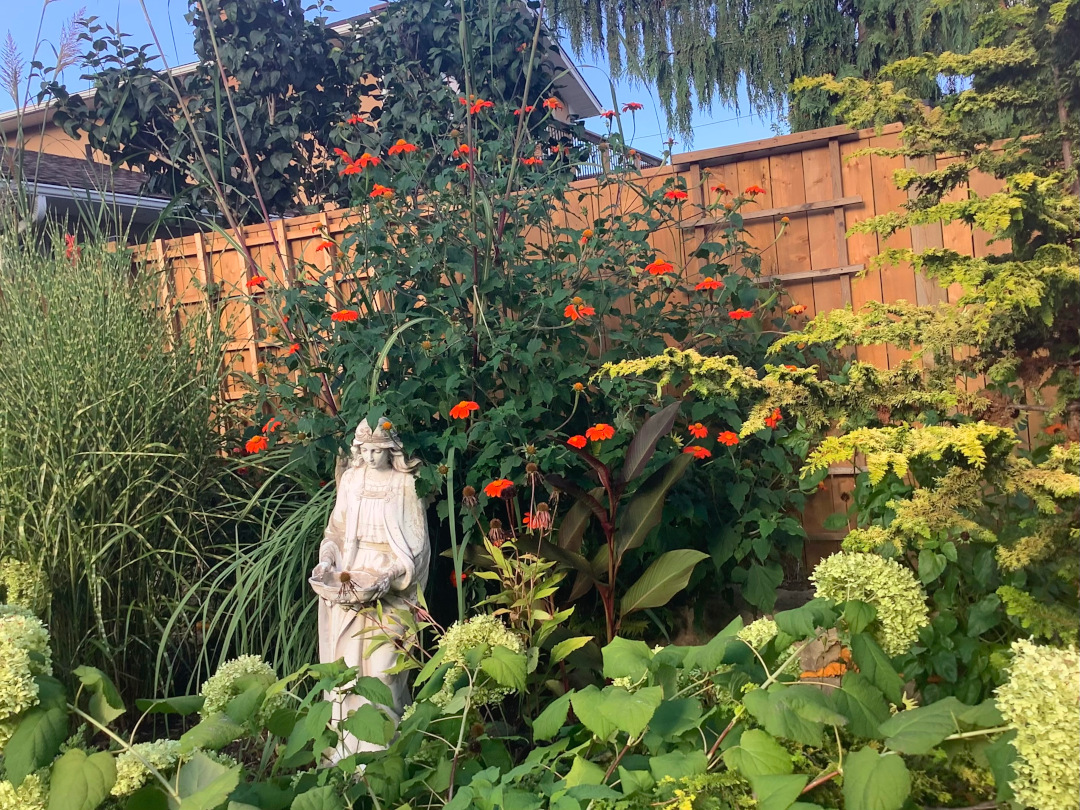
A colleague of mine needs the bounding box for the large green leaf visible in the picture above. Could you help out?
[842,747,911,810]
[557,491,602,553]
[742,685,840,747]
[564,756,607,788]
[171,751,241,810]
[47,749,116,810]
[649,750,708,782]
[613,454,693,562]
[480,645,527,691]
[773,599,837,639]
[179,713,246,754]
[532,692,572,741]
[849,633,903,705]
[73,666,125,724]
[4,705,68,786]
[135,696,206,716]
[617,401,682,485]
[684,617,744,671]
[749,774,809,810]
[878,698,965,754]
[602,637,653,681]
[551,636,594,663]
[745,563,784,611]
[570,685,663,740]
[341,703,395,746]
[722,729,794,779]
[832,673,890,739]
[620,549,709,616]
[571,686,618,740]
[647,698,703,740]
[290,785,346,810]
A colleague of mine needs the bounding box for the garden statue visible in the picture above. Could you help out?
[309,420,430,759]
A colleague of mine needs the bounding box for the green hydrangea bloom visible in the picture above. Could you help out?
[995,640,1079,810]
[0,604,53,734]
[0,559,50,615]
[199,655,284,727]
[737,618,779,649]
[810,552,928,656]
[432,615,524,709]
[0,773,48,810]
[111,739,182,797]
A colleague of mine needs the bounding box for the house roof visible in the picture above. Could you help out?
[1,148,157,198]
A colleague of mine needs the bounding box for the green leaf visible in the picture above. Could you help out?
[684,617,743,670]
[842,747,911,810]
[722,729,794,778]
[745,563,784,611]
[601,637,653,681]
[172,751,241,810]
[47,749,116,810]
[564,756,607,788]
[74,665,125,724]
[743,685,830,747]
[879,698,965,754]
[551,636,593,663]
[749,773,809,810]
[850,633,903,705]
[966,594,1001,637]
[774,599,837,638]
[532,692,572,741]
[648,750,708,782]
[557,495,600,553]
[571,686,617,740]
[225,684,266,725]
[984,730,1017,803]
[4,705,68,786]
[603,686,664,737]
[290,785,346,810]
[135,696,206,716]
[125,786,169,810]
[959,699,1004,728]
[341,703,394,745]
[178,712,246,754]
[917,549,947,583]
[618,767,654,797]
[613,454,693,561]
[843,601,878,635]
[351,676,395,707]
[833,672,890,739]
[647,698,703,740]
[480,645,527,691]
[822,512,849,531]
[620,549,709,616]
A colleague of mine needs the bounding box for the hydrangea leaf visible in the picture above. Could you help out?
[850,633,904,705]
[4,704,69,786]
[879,697,967,754]
[46,749,116,810]
[480,645,527,692]
[532,692,572,741]
[749,773,809,810]
[179,712,247,755]
[173,751,241,810]
[722,728,794,778]
[601,637,653,680]
[291,785,346,810]
[842,747,911,810]
[833,672,890,739]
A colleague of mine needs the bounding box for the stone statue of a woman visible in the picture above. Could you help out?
[309,420,429,758]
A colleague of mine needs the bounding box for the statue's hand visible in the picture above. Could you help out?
[311,561,333,581]
[372,573,393,599]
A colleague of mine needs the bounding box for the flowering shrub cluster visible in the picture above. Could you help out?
[0,604,52,748]
[429,614,525,709]
[111,739,182,797]
[200,654,286,728]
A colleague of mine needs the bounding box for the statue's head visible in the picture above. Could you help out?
[351,420,419,473]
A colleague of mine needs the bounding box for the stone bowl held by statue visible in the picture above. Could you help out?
[309,568,382,604]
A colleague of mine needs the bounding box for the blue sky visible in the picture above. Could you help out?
[5,0,782,155]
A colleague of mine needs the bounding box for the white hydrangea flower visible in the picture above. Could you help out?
[995,640,1079,810]
[111,739,182,797]
[737,618,780,650]
[432,615,524,708]
[0,605,53,731]
[199,654,285,726]
[0,773,48,810]
[0,559,50,615]
[810,552,928,656]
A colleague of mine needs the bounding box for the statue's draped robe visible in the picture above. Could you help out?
[317,462,429,755]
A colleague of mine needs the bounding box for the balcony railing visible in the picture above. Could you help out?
[545,124,662,179]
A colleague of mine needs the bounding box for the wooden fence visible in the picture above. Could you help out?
[138,121,1008,565]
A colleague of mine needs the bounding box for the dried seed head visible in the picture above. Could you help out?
[461,485,478,508]
[488,518,506,545]
[530,502,552,529]
[573,382,584,392]
[437,464,449,476]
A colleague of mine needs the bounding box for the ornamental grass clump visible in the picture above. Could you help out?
[0,604,53,749]
[433,614,525,708]
[810,552,929,656]
[995,640,1080,810]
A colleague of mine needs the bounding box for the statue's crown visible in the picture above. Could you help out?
[353,419,401,449]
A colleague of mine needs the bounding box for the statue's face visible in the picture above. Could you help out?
[360,445,392,470]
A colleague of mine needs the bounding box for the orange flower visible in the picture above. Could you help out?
[453,144,471,157]
[600,110,616,120]
[484,479,514,498]
[521,156,543,166]
[1044,423,1066,435]
[356,153,380,168]
[451,570,467,587]
[449,400,480,420]
[787,304,807,315]
[621,102,643,112]
[688,423,708,439]
[315,241,335,252]
[263,417,283,434]
[564,302,596,321]
[663,189,689,201]
[764,408,783,429]
[718,431,739,446]
[645,259,674,275]
[585,423,615,441]
[695,277,723,291]
[339,162,362,176]
[245,435,269,454]
[287,343,301,355]
[388,138,418,155]
[333,148,351,160]
[683,446,712,459]
[462,98,493,114]
[246,275,267,289]
[710,183,730,195]
[567,435,587,448]
[572,382,585,392]
[457,162,471,172]
[728,308,753,320]
[331,309,359,323]
[346,113,365,125]
[369,184,393,199]
[783,364,798,371]
[543,98,563,111]
[744,184,766,195]
[513,105,535,115]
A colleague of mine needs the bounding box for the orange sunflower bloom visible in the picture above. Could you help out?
[663,189,689,201]
[710,183,730,194]
[585,423,615,442]
[388,139,418,155]
[465,99,493,114]
[369,184,394,199]
[683,446,712,459]
[521,156,543,166]
[339,162,362,176]
[449,400,480,420]
[622,102,643,112]
[543,98,563,111]
[695,277,723,290]
[718,431,739,446]
[600,110,616,120]
[331,310,359,323]
[356,153,380,168]
[645,259,674,275]
[484,479,514,498]
[315,241,335,252]
[457,162,471,172]
[564,300,596,320]
[783,365,798,371]
[728,308,753,320]
[245,435,269,454]
[246,275,267,289]
[787,304,807,315]
[263,417,283,434]
[451,570,467,587]
[688,423,708,439]
[764,408,783,429]
[567,435,587,448]
[513,105,536,115]
[744,184,766,195]
[287,343,301,355]
[1044,423,1066,435]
